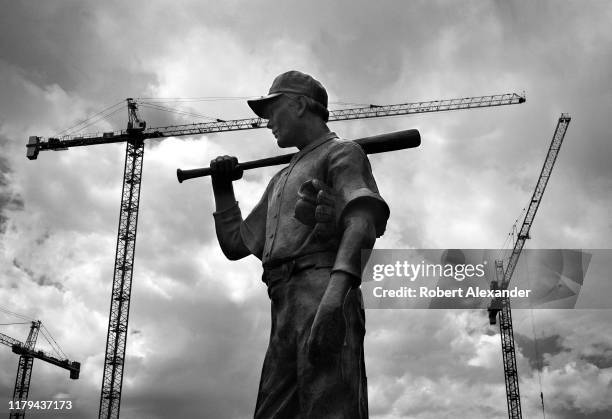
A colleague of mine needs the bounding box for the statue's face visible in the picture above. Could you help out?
[265,95,301,148]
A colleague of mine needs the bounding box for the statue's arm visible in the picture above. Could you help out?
[213,202,251,261]
[307,203,377,363]
[210,156,251,260]
[307,141,389,363]
[331,203,377,286]
[209,155,269,261]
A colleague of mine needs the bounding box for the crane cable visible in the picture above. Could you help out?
[52,96,378,140]
[133,96,370,106]
[525,255,546,419]
[67,106,125,136]
[137,102,219,121]
[40,325,68,360]
[496,199,530,266]
[496,227,513,259]
[55,100,125,137]
[0,305,33,322]
[134,96,255,102]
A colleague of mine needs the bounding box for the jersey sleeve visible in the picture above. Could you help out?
[213,177,276,261]
[239,186,269,260]
[327,140,390,237]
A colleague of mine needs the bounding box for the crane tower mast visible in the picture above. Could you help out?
[488,114,571,419]
[27,92,525,419]
[10,321,39,419]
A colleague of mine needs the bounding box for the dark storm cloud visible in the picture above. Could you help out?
[514,333,566,371]
[0,353,14,396]
[12,258,64,291]
[582,352,612,369]
[117,278,270,419]
[207,1,456,100]
[0,135,24,233]
[557,410,612,419]
[485,1,612,205]
[0,0,197,141]
[0,1,157,102]
[583,342,612,369]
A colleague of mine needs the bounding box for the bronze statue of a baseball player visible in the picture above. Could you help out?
[209,71,389,418]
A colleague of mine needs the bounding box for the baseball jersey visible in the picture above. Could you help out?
[214,131,389,275]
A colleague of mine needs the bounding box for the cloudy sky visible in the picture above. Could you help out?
[1,1,611,418]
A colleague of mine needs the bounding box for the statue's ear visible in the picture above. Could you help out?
[294,95,308,117]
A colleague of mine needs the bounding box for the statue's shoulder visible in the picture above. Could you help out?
[324,137,367,159]
[272,166,288,182]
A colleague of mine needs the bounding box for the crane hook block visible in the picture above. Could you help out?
[27,136,40,160]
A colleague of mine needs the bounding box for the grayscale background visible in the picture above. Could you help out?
[1,1,611,418]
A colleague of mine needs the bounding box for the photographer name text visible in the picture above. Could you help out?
[372,286,531,299]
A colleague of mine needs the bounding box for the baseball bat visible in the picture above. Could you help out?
[176,128,420,183]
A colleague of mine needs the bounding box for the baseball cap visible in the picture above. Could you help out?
[247,70,328,118]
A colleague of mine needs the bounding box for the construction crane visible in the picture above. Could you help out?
[0,321,80,419]
[26,92,525,419]
[488,114,571,419]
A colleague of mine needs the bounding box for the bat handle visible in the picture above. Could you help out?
[177,156,284,183]
[177,167,212,183]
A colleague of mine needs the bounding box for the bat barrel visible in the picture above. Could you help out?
[355,129,420,154]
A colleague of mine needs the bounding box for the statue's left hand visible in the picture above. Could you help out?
[307,272,352,365]
[307,301,345,365]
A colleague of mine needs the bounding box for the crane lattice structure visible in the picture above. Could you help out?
[0,321,80,419]
[488,114,571,419]
[27,92,526,419]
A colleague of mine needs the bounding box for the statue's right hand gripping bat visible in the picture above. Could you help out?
[176,129,421,183]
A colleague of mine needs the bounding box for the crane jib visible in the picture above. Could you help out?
[26,93,526,160]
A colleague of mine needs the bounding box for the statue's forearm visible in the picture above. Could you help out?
[212,179,238,212]
[331,208,377,287]
[213,204,251,260]
[212,181,251,260]
[319,207,377,309]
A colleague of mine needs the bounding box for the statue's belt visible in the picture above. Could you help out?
[262,252,336,278]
